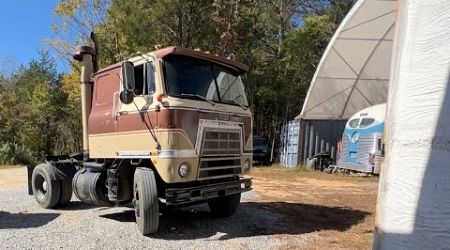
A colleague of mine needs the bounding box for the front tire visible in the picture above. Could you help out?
[208,193,241,217]
[32,163,61,208]
[133,168,159,235]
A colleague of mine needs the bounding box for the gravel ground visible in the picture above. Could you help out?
[0,168,313,250]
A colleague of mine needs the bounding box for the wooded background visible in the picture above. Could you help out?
[0,0,354,165]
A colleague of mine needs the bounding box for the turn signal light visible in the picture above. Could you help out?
[156,93,165,102]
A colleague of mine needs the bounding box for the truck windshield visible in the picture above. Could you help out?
[163,55,249,107]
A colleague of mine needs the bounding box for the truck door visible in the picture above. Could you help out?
[117,62,157,158]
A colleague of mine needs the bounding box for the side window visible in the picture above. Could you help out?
[145,62,156,95]
[360,118,375,128]
[133,64,145,95]
[348,118,360,128]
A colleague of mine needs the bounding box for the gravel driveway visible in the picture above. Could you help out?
[0,168,312,250]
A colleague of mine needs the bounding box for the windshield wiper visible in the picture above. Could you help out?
[226,99,248,110]
[180,93,216,106]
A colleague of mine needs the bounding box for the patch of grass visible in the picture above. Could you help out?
[251,163,379,183]
[295,164,314,172]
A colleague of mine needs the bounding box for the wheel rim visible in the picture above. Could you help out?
[34,174,47,202]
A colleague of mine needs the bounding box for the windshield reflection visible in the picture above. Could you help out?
[163,55,248,107]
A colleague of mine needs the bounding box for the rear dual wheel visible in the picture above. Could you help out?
[32,163,73,208]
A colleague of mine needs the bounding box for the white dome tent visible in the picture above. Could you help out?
[280,0,396,167]
[299,0,396,120]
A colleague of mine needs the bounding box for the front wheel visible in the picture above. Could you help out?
[208,193,241,217]
[133,168,159,235]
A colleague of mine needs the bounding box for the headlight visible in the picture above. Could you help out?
[178,163,189,177]
[351,132,360,143]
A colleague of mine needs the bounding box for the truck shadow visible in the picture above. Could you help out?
[100,201,369,240]
[58,201,97,211]
[0,211,60,229]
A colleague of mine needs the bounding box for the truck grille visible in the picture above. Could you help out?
[198,157,242,180]
[200,130,241,156]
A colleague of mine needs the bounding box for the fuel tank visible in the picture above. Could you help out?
[72,168,114,206]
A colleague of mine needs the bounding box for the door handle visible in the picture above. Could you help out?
[112,91,120,121]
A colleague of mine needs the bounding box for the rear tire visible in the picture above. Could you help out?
[133,168,159,235]
[208,193,241,217]
[32,163,61,209]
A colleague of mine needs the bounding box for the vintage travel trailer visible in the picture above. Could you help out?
[336,103,386,174]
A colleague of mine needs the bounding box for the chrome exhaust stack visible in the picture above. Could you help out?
[73,46,96,156]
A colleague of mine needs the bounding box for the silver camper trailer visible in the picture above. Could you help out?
[336,103,386,174]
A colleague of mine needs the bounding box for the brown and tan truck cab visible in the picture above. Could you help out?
[27,45,253,235]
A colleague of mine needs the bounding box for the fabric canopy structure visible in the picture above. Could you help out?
[298,0,396,120]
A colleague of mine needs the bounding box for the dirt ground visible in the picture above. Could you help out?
[0,166,378,249]
[0,167,28,192]
[250,167,379,250]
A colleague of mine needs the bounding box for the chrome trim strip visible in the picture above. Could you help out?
[200,157,241,161]
[117,149,197,159]
[199,165,242,171]
[198,174,242,180]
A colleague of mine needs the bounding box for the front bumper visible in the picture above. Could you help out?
[164,178,252,206]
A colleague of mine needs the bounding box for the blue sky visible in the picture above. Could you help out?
[0,1,69,74]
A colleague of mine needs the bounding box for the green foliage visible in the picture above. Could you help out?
[0,0,356,165]
[0,51,81,165]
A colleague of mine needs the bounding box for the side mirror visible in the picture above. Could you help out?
[121,61,135,90]
[120,89,134,104]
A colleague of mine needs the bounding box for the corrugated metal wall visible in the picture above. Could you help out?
[279,121,300,168]
[299,119,347,164]
[279,119,347,167]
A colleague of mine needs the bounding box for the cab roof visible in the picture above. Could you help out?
[153,47,249,74]
[96,46,249,75]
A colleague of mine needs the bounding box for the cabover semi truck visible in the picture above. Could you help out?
[27,44,253,235]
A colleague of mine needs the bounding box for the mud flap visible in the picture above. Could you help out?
[27,165,34,195]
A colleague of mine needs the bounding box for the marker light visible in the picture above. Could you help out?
[156,93,165,103]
